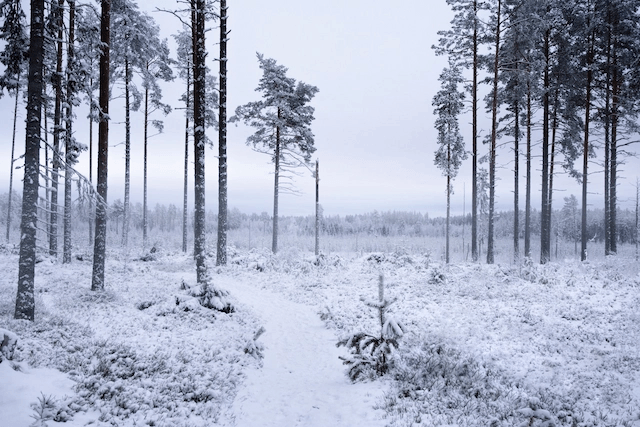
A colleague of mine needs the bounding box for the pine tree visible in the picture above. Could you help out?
[434,0,486,262]
[0,0,29,243]
[141,37,173,249]
[15,0,45,321]
[433,59,467,264]
[233,53,319,254]
[486,0,503,265]
[216,0,229,266]
[91,0,111,291]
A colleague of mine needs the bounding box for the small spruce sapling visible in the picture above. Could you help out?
[337,274,405,381]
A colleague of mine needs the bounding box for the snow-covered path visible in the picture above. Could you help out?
[222,277,386,427]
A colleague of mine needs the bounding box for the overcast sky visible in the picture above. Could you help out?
[1,0,639,217]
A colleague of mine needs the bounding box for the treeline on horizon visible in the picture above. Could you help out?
[1,191,637,246]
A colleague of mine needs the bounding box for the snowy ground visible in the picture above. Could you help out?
[2,245,640,426]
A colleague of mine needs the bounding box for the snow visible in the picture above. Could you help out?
[225,277,385,426]
[1,247,640,426]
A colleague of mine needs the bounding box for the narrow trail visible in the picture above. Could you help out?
[220,276,386,427]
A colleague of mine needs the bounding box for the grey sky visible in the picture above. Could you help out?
[1,0,638,217]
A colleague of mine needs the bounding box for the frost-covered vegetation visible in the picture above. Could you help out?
[2,242,640,426]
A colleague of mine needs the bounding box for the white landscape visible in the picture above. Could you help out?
[2,243,640,427]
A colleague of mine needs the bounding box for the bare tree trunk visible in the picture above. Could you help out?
[315,159,320,256]
[471,0,479,262]
[193,0,208,284]
[513,95,520,263]
[122,57,131,247]
[525,78,532,258]
[16,0,45,321]
[6,78,20,243]
[604,19,611,256]
[487,0,501,265]
[182,65,190,254]
[272,110,281,254]
[63,0,76,264]
[610,46,619,255]
[548,88,559,261]
[581,27,594,262]
[89,78,94,245]
[143,84,149,248]
[91,0,111,291]
[540,29,551,264]
[50,0,65,258]
[216,0,228,266]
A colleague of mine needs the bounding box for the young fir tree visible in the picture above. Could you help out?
[15,0,45,321]
[0,0,29,243]
[233,53,319,254]
[433,59,467,264]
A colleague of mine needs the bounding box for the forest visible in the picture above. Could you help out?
[2,1,640,426]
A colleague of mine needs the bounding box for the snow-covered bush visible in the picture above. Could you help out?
[243,327,265,359]
[428,265,446,284]
[337,274,405,381]
[0,328,18,362]
[517,398,556,427]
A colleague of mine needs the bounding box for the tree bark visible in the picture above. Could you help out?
[182,64,190,253]
[143,82,149,248]
[49,0,65,258]
[471,0,479,262]
[272,109,281,254]
[6,77,20,243]
[193,0,208,284]
[581,27,594,262]
[315,159,320,256]
[63,0,76,264]
[525,78,532,258]
[15,0,45,321]
[91,0,111,291]
[540,28,551,264]
[216,0,228,266]
[610,39,619,255]
[487,0,501,265]
[122,56,131,247]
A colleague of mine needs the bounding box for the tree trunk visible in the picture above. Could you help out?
[610,44,619,255]
[15,0,45,321]
[193,0,208,284]
[603,18,611,256]
[581,28,594,262]
[548,88,559,261]
[216,0,228,266]
[89,77,94,245]
[182,64,190,253]
[63,0,76,264]
[487,0,501,265]
[6,77,20,243]
[143,83,149,248]
[540,29,550,264]
[91,0,111,291]
[315,159,320,256]
[50,0,65,258]
[513,94,520,263]
[525,78,532,258]
[122,57,131,247]
[471,0,479,262]
[272,109,281,254]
